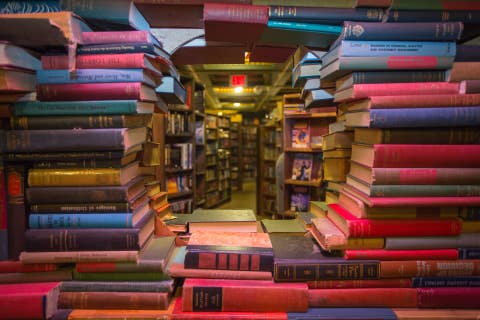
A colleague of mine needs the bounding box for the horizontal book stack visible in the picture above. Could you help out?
[306,9,480,314]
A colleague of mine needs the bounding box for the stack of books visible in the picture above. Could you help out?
[307,12,480,314]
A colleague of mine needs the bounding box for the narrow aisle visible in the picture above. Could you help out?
[216,181,257,215]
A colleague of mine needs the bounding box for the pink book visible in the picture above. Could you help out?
[37,82,158,102]
[328,203,462,238]
[344,249,459,261]
[335,82,460,102]
[82,30,160,45]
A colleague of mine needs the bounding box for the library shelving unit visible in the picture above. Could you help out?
[241,120,259,182]
[217,115,232,205]
[281,96,337,218]
[257,122,282,218]
[164,79,195,214]
[194,87,206,208]
[204,114,221,208]
[229,121,242,191]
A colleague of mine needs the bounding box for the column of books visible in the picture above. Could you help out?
[0,2,179,318]
[307,16,480,316]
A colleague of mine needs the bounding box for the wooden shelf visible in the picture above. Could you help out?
[165,167,193,174]
[167,190,193,200]
[284,179,322,187]
[284,147,323,153]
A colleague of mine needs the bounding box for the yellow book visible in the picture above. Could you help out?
[462,220,480,233]
[28,161,140,187]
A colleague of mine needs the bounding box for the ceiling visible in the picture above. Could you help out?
[151,29,301,114]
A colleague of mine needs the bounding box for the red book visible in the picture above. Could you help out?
[334,82,460,102]
[82,30,160,45]
[417,287,480,308]
[346,93,480,110]
[380,260,480,278]
[351,143,480,168]
[344,249,459,261]
[203,3,268,46]
[0,282,60,319]
[37,82,158,102]
[182,278,308,312]
[308,288,417,308]
[328,204,462,237]
[307,278,412,289]
[171,297,288,320]
[0,260,57,273]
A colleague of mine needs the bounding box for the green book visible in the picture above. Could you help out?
[261,219,306,235]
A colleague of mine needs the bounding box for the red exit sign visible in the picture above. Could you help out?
[230,74,247,87]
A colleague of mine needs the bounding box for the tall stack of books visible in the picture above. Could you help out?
[308,9,480,315]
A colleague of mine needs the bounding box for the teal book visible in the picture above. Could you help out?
[60,0,150,31]
[13,100,154,116]
[0,1,61,13]
[267,20,342,34]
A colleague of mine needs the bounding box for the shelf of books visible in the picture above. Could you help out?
[194,86,206,208]
[241,120,259,181]
[204,114,220,208]
[165,79,195,214]
[217,115,232,205]
[258,123,282,218]
[282,94,336,218]
[229,121,242,191]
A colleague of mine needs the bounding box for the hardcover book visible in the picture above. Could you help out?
[59,291,170,310]
[290,186,310,212]
[186,209,258,233]
[291,120,310,148]
[184,231,274,272]
[0,42,41,71]
[291,153,313,181]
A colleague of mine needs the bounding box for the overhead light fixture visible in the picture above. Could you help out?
[233,102,241,107]
[233,86,244,93]
[218,112,223,116]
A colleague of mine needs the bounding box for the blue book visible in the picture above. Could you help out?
[0,0,61,13]
[459,248,480,260]
[384,9,480,23]
[345,106,480,128]
[323,40,456,67]
[13,100,154,116]
[155,76,186,104]
[60,0,150,31]
[269,6,385,24]
[28,207,152,229]
[36,68,159,86]
[288,308,397,319]
[76,42,169,60]
[267,20,342,34]
[412,276,480,287]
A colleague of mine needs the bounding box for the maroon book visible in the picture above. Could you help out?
[417,287,480,308]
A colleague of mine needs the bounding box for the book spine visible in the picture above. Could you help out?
[204,3,268,24]
[459,248,480,260]
[412,276,480,287]
[390,0,480,10]
[338,55,454,70]
[461,80,480,94]
[366,107,480,128]
[37,82,146,102]
[41,53,147,70]
[77,43,156,55]
[367,184,480,197]
[370,168,480,185]
[268,6,384,22]
[0,0,61,13]
[28,213,133,229]
[36,69,148,85]
[340,40,456,57]
[380,260,480,278]
[274,260,380,281]
[59,291,169,310]
[344,249,459,261]
[385,9,480,23]
[32,158,125,169]
[26,186,133,204]
[5,129,127,153]
[368,93,480,108]
[10,115,133,129]
[72,271,169,282]
[384,234,480,250]
[307,278,412,289]
[82,30,150,44]
[267,20,342,33]
[75,262,159,273]
[184,250,273,272]
[30,202,131,213]
[28,168,123,187]
[13,100,139,116]
[308,288,417,307]
[342,21,463,41]
[416,287,480,308]
[354,82,460,97]
[0,288,58,319]
[5,163,27,260]
[351,70,446,84]
[372,144,480,168]
[0,261,57,273]
[0,160,7,261]
[25,229,141,251]
[60,280,173,293]
[19,250,138,263]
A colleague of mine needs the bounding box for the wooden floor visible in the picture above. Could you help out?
[216,181,257,215]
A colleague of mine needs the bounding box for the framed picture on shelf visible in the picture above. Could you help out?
[291,120,310,148]
[291,153,313,181]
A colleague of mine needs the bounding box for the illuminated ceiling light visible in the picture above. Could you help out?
[218,112,223,116]
[244,51,250,63]
[233,86,244,93]
[233,102,241,107]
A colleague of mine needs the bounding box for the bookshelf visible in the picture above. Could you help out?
[217,115,232,205]
[165,79,195,214]
[204,114,220,208]
[194,87,206,208]
[241,122,259,181]
[281,107,336,218]
[229,121,242,191]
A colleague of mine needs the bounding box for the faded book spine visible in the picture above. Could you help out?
[59,291,170,310]
[28,168,124,187]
